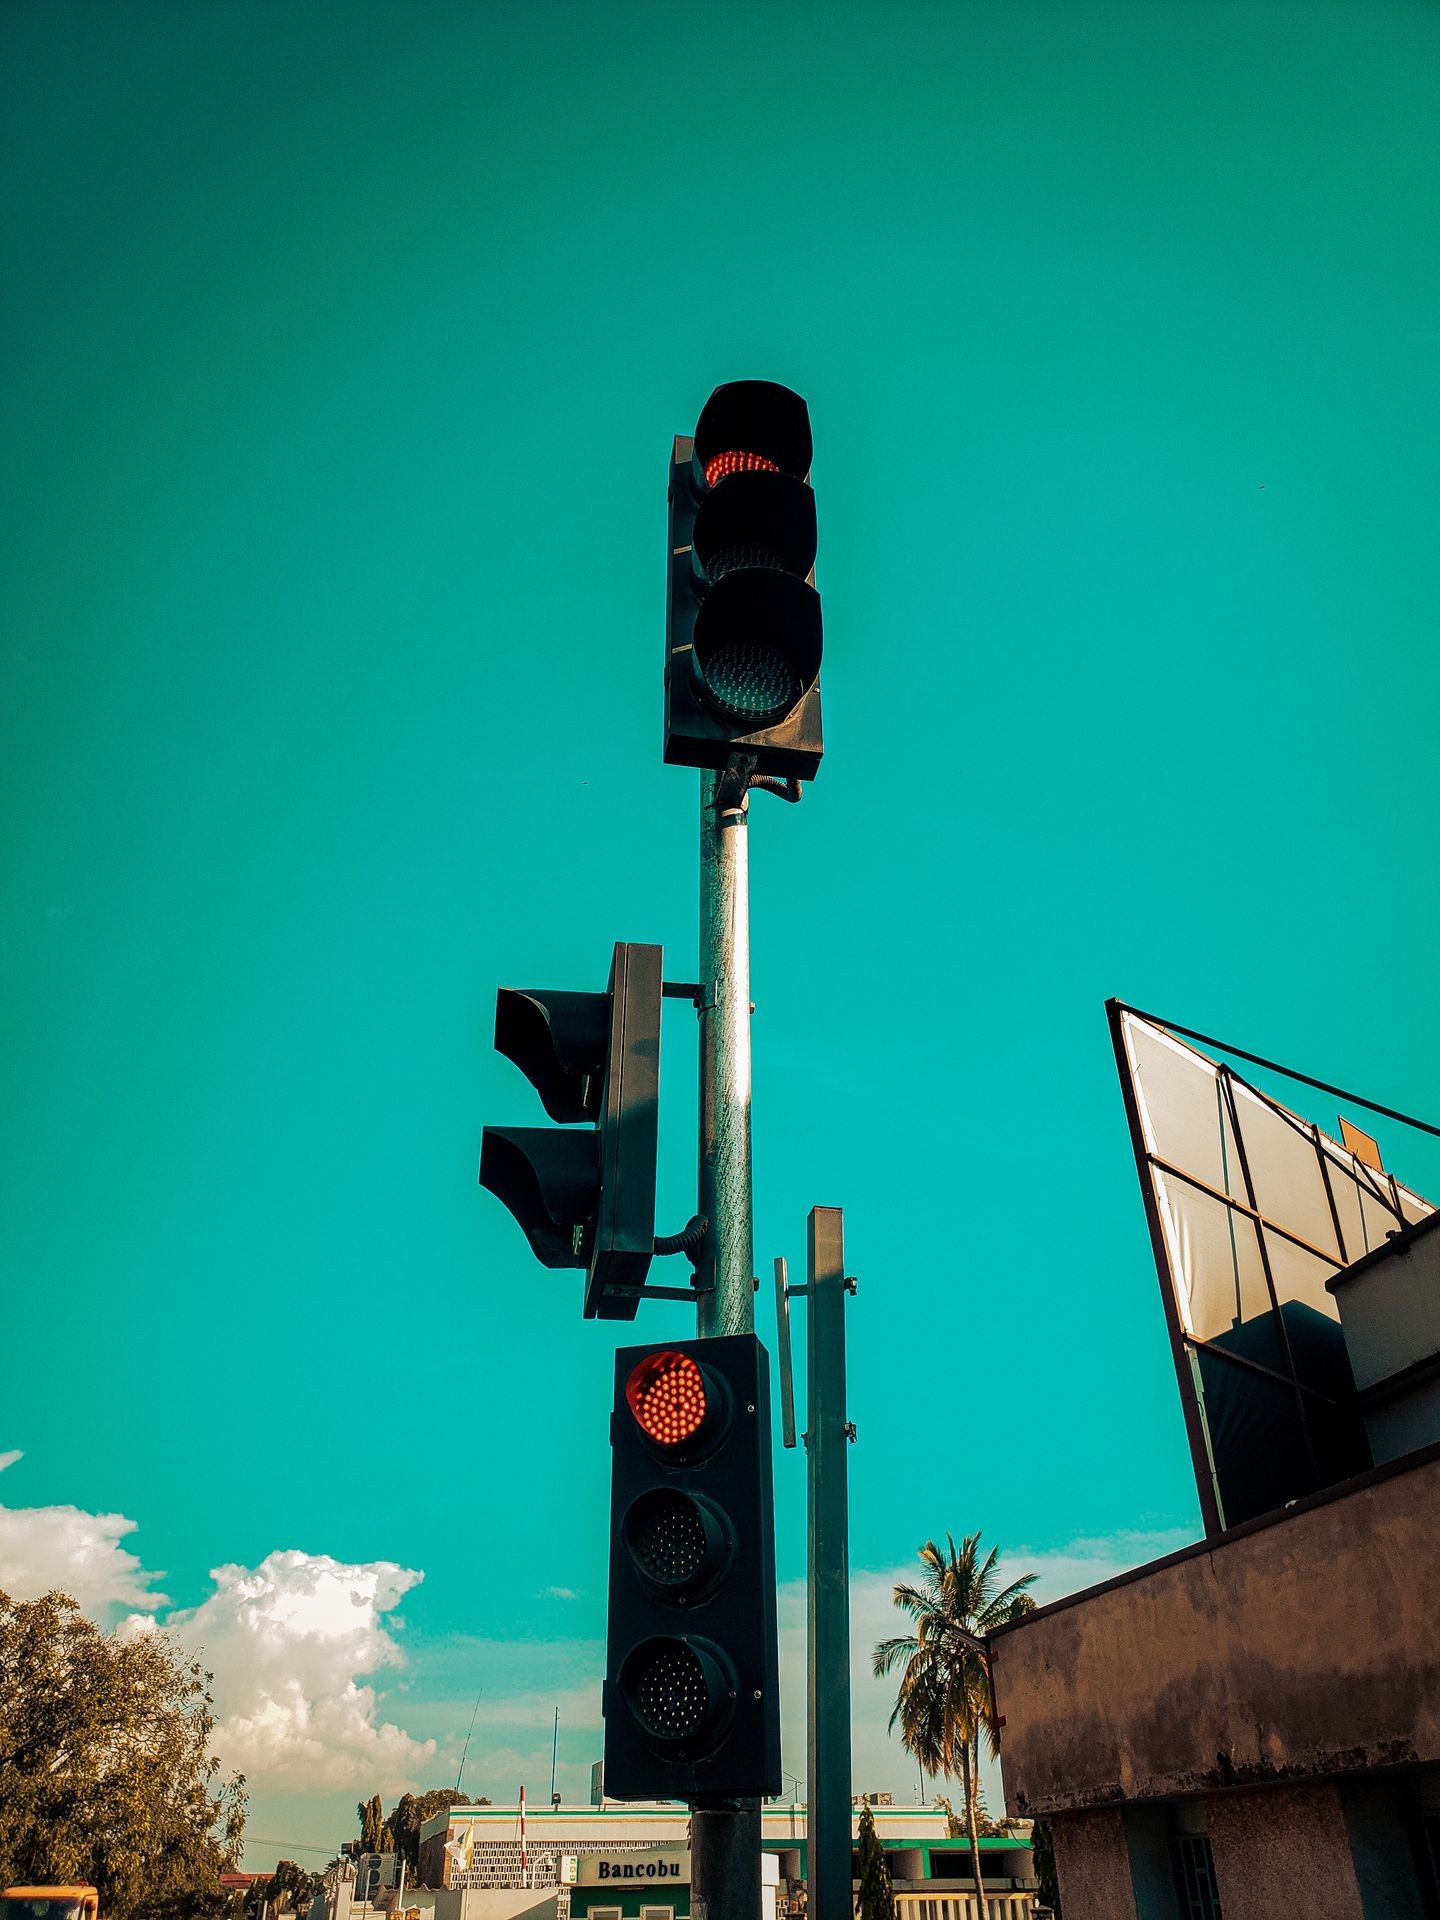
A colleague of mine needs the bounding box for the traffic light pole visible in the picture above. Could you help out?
[691,762,761,1920]
[696,765,754,1338]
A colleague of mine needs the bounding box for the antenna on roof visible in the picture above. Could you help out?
[456,1689,483,1795]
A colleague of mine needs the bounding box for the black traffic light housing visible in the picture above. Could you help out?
[665,380,824,781]
[603,1334,780,1803]
[480,942,661,1320]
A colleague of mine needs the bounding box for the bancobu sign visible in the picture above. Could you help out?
[576,1850,690,1885]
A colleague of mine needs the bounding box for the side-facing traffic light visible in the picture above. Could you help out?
[664,380,823,781]
[479,942,661,1320]
[603,1334,780,1803]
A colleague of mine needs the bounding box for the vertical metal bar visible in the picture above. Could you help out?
[806,1205,852,1920]
[696,765,755,1339]
[692,763,760,1920]
[774,1257,797,1449]
[1312,1122,1349,1265]
[1217,1069,1321,1490]
[1106,1000,1225,1535]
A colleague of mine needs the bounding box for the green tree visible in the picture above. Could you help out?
[932,1794,963,1839]
[854,1799,896,1920]
[872,1534,1036,1916]
[357,1794,384,1853]
[256,1859,318,1915]
[385,1789,477,1879]
[1031,1817,1062,1915]
[0,1589,247,1920]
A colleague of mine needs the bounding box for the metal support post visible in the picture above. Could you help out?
[691,762,760,1920]
[806,1205,852,1920]
[696,765,754,1338]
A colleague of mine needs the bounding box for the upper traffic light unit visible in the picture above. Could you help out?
[664,381,824,782]
[603,1333,781,1804]
[479,942,662,1321]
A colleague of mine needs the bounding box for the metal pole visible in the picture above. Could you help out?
[696,765,754,1338]
[807,1205,852,1920]
[692,763,760,1920]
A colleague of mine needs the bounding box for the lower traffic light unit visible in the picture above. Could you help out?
[603,1334,781,1804]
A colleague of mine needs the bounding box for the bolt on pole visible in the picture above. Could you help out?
[691,762,761,1920]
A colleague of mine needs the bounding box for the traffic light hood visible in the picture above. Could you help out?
[493,987,608,1124]
[692,380,813,487]
[477,1126,596,1268]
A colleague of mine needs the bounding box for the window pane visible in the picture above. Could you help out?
[1125,1014,1234,1190]
[1229,1082,1341,1260]
[1154,1169,1276,1353]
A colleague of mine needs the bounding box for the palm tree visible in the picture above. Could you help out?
[873,1533,1036,1914]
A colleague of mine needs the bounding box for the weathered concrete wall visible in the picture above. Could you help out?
[1208,1783,1363,1920]
[989,1450,1440,1816]
[1048,1810,1138,1920]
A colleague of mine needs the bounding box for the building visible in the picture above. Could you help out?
[986,1015,1440,1919]
[409,1801,1039,1919]
[989,1441,1440,1918]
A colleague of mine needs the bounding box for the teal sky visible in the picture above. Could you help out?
[5,0,1440,1864]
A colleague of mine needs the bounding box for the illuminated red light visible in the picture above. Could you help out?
[626,1351,707,1446]
[704,449,781,488]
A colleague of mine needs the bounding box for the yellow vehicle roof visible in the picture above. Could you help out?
[3,1891,98,1901]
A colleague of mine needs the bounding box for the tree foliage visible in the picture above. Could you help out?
[854,1800,895,1920]
[872,1534,1036,1914]
[0,1589,246,1920]
[357,1794,384,1854]
[1031,1817,1062,1915]
[254,1859,318,1915]
[932,1794,963,1840]
[355,1788,481,1881]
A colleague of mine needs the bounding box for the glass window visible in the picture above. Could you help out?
[1153,1170,1275,1349]
[1170,1834,1223,1919]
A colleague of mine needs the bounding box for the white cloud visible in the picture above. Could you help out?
[167,1550,439,1792]
[4,1449,1195,1827]
[541,1586,581,1601]
[0,1450,169,1616]
[1019,1527,1195,1604]
[1,1456,437,1799]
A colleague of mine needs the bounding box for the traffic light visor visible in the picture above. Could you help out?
[493,988,607,1124]
[625,1350,707,1445]
[478,1126,597,1268]
[618,1635,737,1748]
[693,380,812,483]
[691,571,822,727]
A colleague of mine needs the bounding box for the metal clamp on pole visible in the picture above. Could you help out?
[712,751,758,813]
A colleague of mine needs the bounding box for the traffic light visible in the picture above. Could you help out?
[603,1334,780,1803]
[479,942,661,1320]
[664,380,823,781]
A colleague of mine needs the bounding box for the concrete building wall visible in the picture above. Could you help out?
[1329,1214,1440,1391]
[454,1895,559,1920]
[988,1448,1440,1816]
[1047,1810,1138,1920]
[1207,1782,1363,1920]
